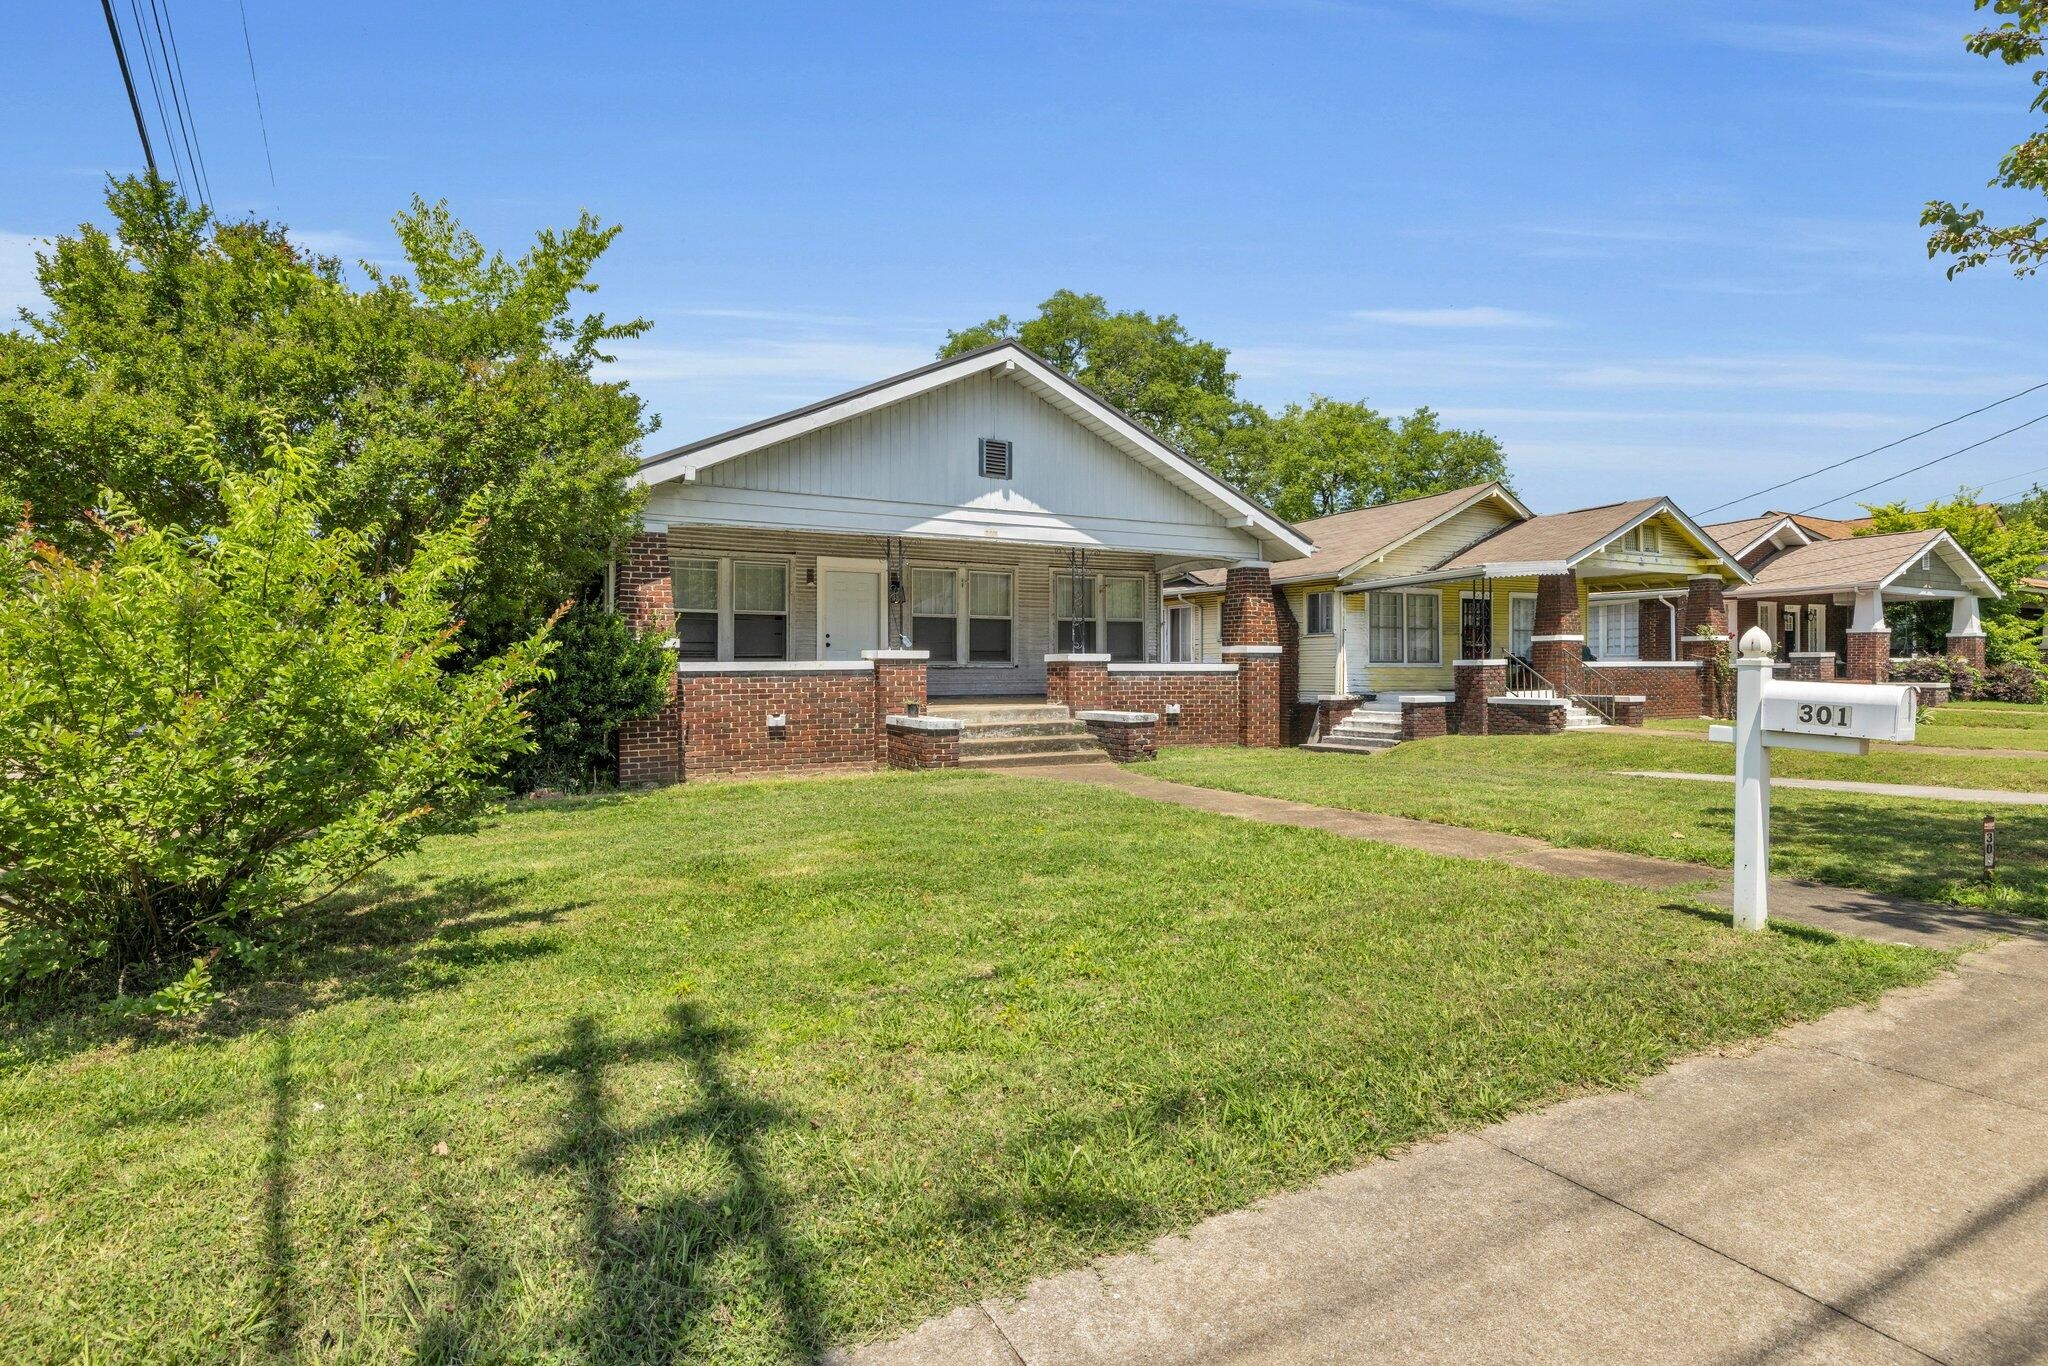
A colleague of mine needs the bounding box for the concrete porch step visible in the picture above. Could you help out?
[959,748,1114,770]
[949,719,1091,739]
[926,701,1074,725]
[958,732,1102,757]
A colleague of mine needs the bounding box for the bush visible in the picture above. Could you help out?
[505,599,670,793]
[1889,655,1952,684]
[1978,663,2047,704]
[0,421,554,997]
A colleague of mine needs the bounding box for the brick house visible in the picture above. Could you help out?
[1700,514,2000,683]
[614,341,1314,781]
[1165,485,1752,745]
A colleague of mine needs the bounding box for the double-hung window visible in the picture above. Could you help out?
[968,571,1013,662]
[1367,591,1439,664]
[674,558,719,660]
[1102,576,1145,661]
[910,568,959,663]
[1586,601,1639,661]
[1304,590,1334,636]
[731,560,789,660]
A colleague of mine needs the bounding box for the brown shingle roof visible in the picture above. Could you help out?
[1436,497,1666,572]
[1183,482,1514,587]
[1725,528,1947,597]
[1789,512,1871,540]
[1702,513,1794,556]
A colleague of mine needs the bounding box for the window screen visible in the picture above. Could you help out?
[675,558,718,660]
[910,568,958,662]
[1103,576,1145,661]
[968,571,1012,662]
[1369,594,1403,662]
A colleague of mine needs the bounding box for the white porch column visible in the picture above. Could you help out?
[1332,590,1351,695]
[1950,595,1984,637]
[1850,588,1886,632]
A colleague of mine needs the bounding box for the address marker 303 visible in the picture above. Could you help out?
[1708,628,1918,932]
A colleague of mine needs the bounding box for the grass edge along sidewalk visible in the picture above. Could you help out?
[0,771,1945,1362]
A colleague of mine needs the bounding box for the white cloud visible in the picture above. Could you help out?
[0,231,49,327]
[1351,305,1556,329]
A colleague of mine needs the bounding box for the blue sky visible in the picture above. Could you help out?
[8,1,2048,519]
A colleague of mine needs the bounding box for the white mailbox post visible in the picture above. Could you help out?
[1707,628,1917,931]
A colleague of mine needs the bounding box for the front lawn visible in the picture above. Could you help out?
[1149,737,2045,914]
[0,773,1942,1362]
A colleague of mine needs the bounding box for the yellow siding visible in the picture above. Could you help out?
[1361,500,1519,578]
[1351,582,1460,694]
[1287,583,1341,698]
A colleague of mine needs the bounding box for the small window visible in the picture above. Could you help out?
[675,558,719,660]
[1368,593,1404,662]
[979,437,1013,479]
[731,560,788,660]
[1055,573,1096,653]
[968,571,1012,662]
[1103,576,1146,661]
[1305,590,1334,636]
[910,568,959,663]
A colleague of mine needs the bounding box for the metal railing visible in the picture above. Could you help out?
[1504,652,1617,725]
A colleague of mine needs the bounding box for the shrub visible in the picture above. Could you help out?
[0,421,554,997]
[1890,654,1952,685]
[1978,663,2047,705]
[505,599,670,793]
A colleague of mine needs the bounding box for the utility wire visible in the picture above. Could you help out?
[237,0,276,190]
[147,0,211,206]
[98,0,158,177]
[1971,460,2048,497]
[1696,378,2048,517]
[126,0,187,190]
[1798,410,2048,512]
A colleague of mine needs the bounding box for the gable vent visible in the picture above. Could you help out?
[978,437,1013,479]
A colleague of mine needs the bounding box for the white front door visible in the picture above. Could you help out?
[819,560,885,660]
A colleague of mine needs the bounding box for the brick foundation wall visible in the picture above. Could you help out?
[1454,660,1505,735]
[1079,713,1159,762]
[870,654,928,762]
[1401,698,1449,741]
[1788,653,1838,683]
[1610,696,1645,727]
[677,668,878,779]
[1582,662,1705,719]
[1104,667,1241,747]
[885,720,960,770]
[1046,655,1111,712]
[1846,629,1892,683]
[1487,699,1567,735]
[1948,634,1987,673]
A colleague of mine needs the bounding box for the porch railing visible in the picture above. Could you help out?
[1504,652,1617,725]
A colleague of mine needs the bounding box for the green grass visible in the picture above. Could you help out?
[1149,737,2047,914]
[1649,703,2048,755]
[0,773,1943,1363]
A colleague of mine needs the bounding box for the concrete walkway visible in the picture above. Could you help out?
[1025,763,2025,949]
[848,939,2048,1365]
[1616,769,2048,807]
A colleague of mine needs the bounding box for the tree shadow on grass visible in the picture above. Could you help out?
[522,1004,826,1363]
[260,1023,298,1358]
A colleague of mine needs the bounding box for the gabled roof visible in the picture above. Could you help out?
[1790,511,1873,540]
[632,340,1312,559]
[1702,513,1813,560]
[1726,527,2000,599]
[1434,496,1749,580]
[1176,481,1530,589]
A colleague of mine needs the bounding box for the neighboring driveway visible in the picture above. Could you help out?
[851,937,2048,1364]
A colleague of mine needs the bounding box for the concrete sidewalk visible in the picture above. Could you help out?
[849,939,2048,1365]
[1026,763,2026,950]
[1617,768,2048,806]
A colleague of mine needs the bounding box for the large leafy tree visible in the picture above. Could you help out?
[0,175,652,656]
[1863,491,2047,664]
[1922,0,2048,276]
[0,420,553,997]
[942,290,1510,520]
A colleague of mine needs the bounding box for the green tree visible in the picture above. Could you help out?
[0,175,651,656]
[507,599,670,794]
[1863,490,2047,665]
[1242,399,1508,520]
[1922,1,2048,276]
[0,420,553,997]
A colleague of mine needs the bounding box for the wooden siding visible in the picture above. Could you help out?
[661,526,1159,697]
[1286,585,1340,698]
[1577,510,1724,580]
[646,370,1266,560]
[1891,550,1968,594]
[1363,500,1520,578]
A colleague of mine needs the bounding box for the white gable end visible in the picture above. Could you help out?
[644,369,1271,559]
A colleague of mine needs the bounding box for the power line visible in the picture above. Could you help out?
[1797,410,2048,512]
[237,0,275,190]
[1972,461,2048,497]
[98,0,158,178]
[1696,378,2048,517]
[125,0,187,190]
[146,0,211,206]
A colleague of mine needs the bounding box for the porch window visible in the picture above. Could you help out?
[1587,601,1639,661]
[1805,604,1827,654]
[675,558,719,660]
[910,568,959,663]
[1104,576,1145,661]
[1055,573,1096,654]
[968,571,1013,662]
[1368,591,1439,664]
[1304,590,1334,636]
[731,560,788,660]
[1509,593,1536,659]
[1168,604,1196,662]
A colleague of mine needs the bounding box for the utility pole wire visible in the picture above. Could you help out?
[147,0,212,206]
[126,0,187,190]
[237,0,276,190]
[1696,379,2048,517]
[98,0,158,178]
[1798,410,2048,513]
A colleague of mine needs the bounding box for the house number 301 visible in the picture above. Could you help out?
[1797,703,1852,728]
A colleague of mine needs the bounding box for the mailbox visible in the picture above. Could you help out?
[1759,679,1916,745]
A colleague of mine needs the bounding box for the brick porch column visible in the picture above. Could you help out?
[1845,588,1890,683]
[1453,658,1504,735]
[616,528,681,785]
[1221,560,1285,747]
[1948,596,1987,674]
[1045,654,1111,711]
[1529,571,1583,690]
[1678,575,1731,717]
[865,650,929,762]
